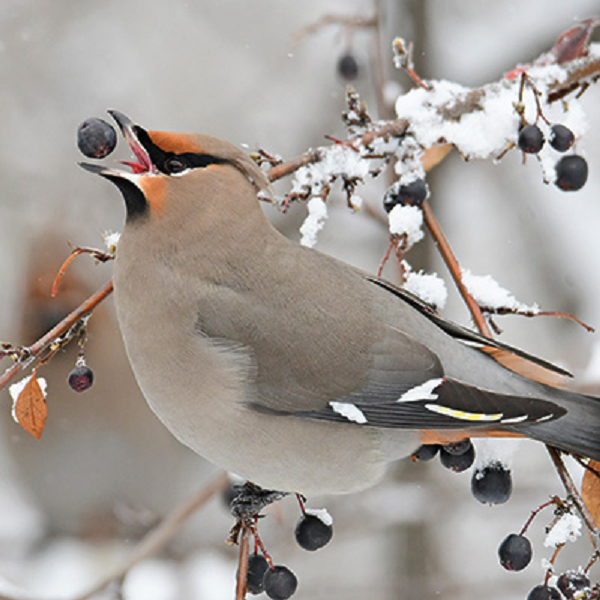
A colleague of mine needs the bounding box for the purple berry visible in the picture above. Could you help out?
[77,117,117,159]
[518,124,545,153]
[443,439,472,455]
[556,571,590,598]
[384,178,428,212]
[549,124,574,152]
[68,365,94,392]
[295,513,333,551]
[263,565,298,600]
[498,533,532,571]
[527,584,560,600]
[338,54,359,81]
[440,443,475,472]
[471,461,512,505]
[246,554,269,595]
[555,155,588,191]
[412,444,440,461]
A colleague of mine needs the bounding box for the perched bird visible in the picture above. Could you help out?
[81,111,600,496]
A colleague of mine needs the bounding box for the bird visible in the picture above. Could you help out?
[81,110,600,497]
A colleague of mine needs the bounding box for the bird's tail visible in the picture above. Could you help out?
[514,388,600,461]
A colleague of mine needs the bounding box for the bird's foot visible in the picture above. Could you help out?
[228,481,288,545]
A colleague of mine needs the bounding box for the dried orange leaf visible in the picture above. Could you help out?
[13,372,47,439]
[581,459,600,529]
[421,144,452,172]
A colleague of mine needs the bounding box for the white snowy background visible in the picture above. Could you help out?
[0,1,599,599]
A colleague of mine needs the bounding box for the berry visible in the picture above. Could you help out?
[518,124,545,154]
[443,439,472,455]
[246,554,269,595]
[555,155,588,191]
[440,443,475,472]
[68,365,94,392]
[498,533,532,571]
[295,513,333,551]
[412,444,440,461]
[263,565,298,600]
[527,584,560,600]
[471,461,512,505]
[557,571,590,598]
[383,178,428,212]
[549,124,575,152]
[77,117,117,159]
[337,53,359,80]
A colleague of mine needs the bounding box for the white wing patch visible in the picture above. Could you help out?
[329,402,368,424]
[425,403,503,422]
[500,414,529,424]
[398,378,445,402]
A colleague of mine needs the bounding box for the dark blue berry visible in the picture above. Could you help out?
[527,584,560,600]
[557,571,590,598]
[246,554,269,595]
[68,365,94,392]
[443,439,472,455]
[295,513,333,551]
[263,565,298,600]
[77,118,117,159]
[412,444,440,461]
[518,124,545,153]
[471,461,512,505]
[555,155,588,191]
[440,443,475,472]
[549,124,574,152]
[384,178,428,212]
[338,54,359,80]
[498,533,532,571]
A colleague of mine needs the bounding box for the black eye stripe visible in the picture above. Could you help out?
[133,127,226,174]
[176,152,226,169]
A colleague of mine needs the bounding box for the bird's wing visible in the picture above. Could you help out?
[252,320,565,430]
[366,276,572,379]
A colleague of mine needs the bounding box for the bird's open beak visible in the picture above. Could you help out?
[79,110,158,179]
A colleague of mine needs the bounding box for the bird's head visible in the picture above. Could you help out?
[80,111,270,226]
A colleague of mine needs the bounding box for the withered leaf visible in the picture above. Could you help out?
[14,371,47,440]
[581,459,600,530]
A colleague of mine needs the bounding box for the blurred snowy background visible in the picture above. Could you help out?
[0,1,599,599]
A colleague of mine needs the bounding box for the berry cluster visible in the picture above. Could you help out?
[243,508,333,598]
[413,439,475,472]
[517,122,588,192]
[524,571,593,599]
[413,441,514,505]
[246,556,298,600]
[496,497,597,599]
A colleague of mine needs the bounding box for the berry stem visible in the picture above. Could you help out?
[249,521,275,569]
[543,543,565,586]
[295,493,307,516]
[520,497,561,536]
[584,550,599,574]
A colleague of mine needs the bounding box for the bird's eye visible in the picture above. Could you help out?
[164,157,188,174]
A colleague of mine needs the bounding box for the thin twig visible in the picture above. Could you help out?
[546,446,600,553]
[0,280,114,393]
[421,202,493,338]
[72,472,229,600]
[235,526,250,600]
